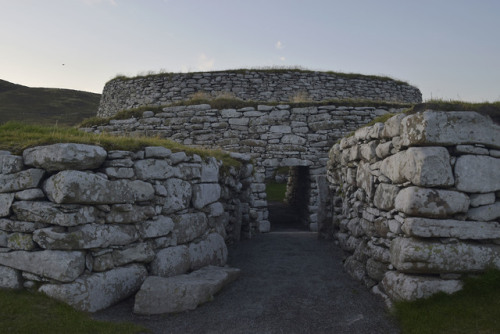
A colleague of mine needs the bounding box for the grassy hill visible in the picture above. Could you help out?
[0,79,100,126]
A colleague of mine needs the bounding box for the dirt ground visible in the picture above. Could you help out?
[92,202,400,334]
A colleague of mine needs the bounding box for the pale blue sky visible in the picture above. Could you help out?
[1,0,499,101]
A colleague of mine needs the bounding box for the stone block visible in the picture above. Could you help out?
[0,265,23,289]
[395,186,469,218]
[39,264,147,312]
[192,183,221,209]
[379,151,406,184]
[0,193,14,217]
[12,201,99,227]
[172,212,208,244]
[162,178,192,214]
[138,215,175,239]
[23,143,107,171]
[467,202,500,221]
[134,159,176,180]
[14,188,45,201]
[470,193,496,207]
[373,183,400,211]
[0,219,42,233]
[7,232,35,250]
[150,245,190,277]
[0,155,23,174]
[112,242,155,266]
[402,147,454,187]
[402,217,500,239]
[455,155,500,193]
[105,204,155,224]
[0,169,45,193]
[188,233,228,271]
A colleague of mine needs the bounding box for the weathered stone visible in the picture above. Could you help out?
[0,219,43,233]
[467,202,500,221]
[0,193,15,217]
[144,146,171,158]
[188,233,228,271]
[0,265,23,288]
[344,257,366,282]
[379,151,406,184]
[12,201,99,227]
[134,159,176,180]
[112,242,155,266]
[455,155,500,193]
[7,232,35,250]
[138,215,174,239]
[39,264,147,312]
[366,258,388,281]
[43,171,154,204]
[172,212,208,244]
[0,155,23,174]
[0,250,85,282]
[104,167,134,179]
[0,169,45,193]
[402,147,454,187]
[375,141,393,159]
[360,141,378,162]
[92,253,114,272]
[470,193,496,207]
[401,111,500,149]
[150,245,190,277]
[402,217,500,239]
[134,266,241,315]
[105,204,155,224]
[391,237,500,273]
[395,187,469,218]
[23,143,107,171]
[356,161,374,198]
[14,188,45,201]
[33,224,138,250]
[381,271,462,301]
[381,113,405,138]
[162,178,192,214]
[192,183,221,209]
[373,184,400,211]
[200,158,219,182]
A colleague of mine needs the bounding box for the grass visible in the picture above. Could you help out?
[265,182,287,202]
[0,79,100,126]
[393,270,500,334]
[0,289,147,334]
[0,122,240,168]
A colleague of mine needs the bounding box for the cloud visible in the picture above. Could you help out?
[197,53,215,71]
[82,0,117,6]
[275,41,284,50]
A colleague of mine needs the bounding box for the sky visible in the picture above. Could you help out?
[1,0,499,102]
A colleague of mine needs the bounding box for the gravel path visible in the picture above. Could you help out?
[93,203,400,333]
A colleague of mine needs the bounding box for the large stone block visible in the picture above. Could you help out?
[0,250,85,282]
[381,271,462,301]
[23,144,107,171]
[391,237,500,274]
[149,245,190,277]
[44,171,154,204]
[172,212,208,244]
[401,111,500,149]
[33,224,138,250]
[192,183,221,209]
[162,178,192,214]
[373,183,400,211]
[0,155,23,174]
[134,159,177,180]
[134,266,241,315]
[0,169,45,193]
[39,264,147,312]
[356,161,375,198]
[395,186,469,218]
[402,217,500,239]
[455,155,500,193]
[12,201,99,227]
[467,202,500,221]
[188,233,228,271]
[402,147,454,187]
[105,204,156,224]
[0,265,23,289]
[112,242,155,266]
[0,193,15,217]
[138,215,174,239]
[379,151,406,184]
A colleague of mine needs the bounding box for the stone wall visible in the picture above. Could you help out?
[97,70,422,117]
[0,143,260,313]
[82,103,407,231]
[327,110,500,304]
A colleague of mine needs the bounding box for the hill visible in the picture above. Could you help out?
[0,79,100,126]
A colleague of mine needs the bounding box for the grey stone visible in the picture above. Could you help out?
[0,169,45,193]
[0,219,42,233]
[14,188,45,201]
[381,113,405,138]
[373,184,400,211]
[33,224,138,250]
[162,178,192,214]
[402,147,454,187]
[188,233,228,271]
[170,152,188,164]
[138,215,174,239]
[0,193,15,217]
[172,212,208,244]
[467,202,500,221]
[470,193,496,207]
[144,146,171,158]
[0,265,22,289]
[134,159,176,180]
[366,258,388,281]
[39,264,147,312]
[200,159,219,182]
[43,171,154,204]
[134,266,241,315]
[12,201,99,227]
[381,271,462,301]
[0,155,23,174]
[0,250,85,282]
[402,217,500,239]
[356,161,375,198]
[23,143,107,171]
[395,186,470,218]
[455,155,500,193]
[192,184,221,209]
[150,245,190,277]
[112,242,155,266]
[391,237,500,273]
[455,145,489,155]
[375,142,393,159]
[7,232,35,250]
[379,151,406,184]
[104,167,134,179]
[106,204,155,224]
[360,141,378,162]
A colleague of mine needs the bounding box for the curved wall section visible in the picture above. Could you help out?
[98,70,422,117]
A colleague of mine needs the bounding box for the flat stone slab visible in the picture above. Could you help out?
[455,155,500,193]
[0,169,45,193]
[39,264,147,312]
[134,265,241,315]
[402,217,500,239]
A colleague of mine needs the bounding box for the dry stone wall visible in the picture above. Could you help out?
[327,110,500,304]
[98,70,422,117]
[83,103,408,231]
[0,143,260,313]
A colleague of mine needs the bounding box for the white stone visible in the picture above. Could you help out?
[402,147,454,187]
[12,201,99,227]
[192,183,221,209]
[162,178,192,214]
[138,215,174,239]
[379,151,406,184]
[455,155,500,193]
[134,266,241,315]
[467,202,500,221]
[395,186,469,218]
[0,250,85,282]
[373,184,400,211]
[0,169,45,193]
[381,271,462,301]
[402,217,500,239]
[172,212,208,244]
[150,245,190,277]
[0,265,22,289]
[39,264,147,312]
[23,144,107,171]
[470,193,496,207]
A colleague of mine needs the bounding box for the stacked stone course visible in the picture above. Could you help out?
[98,70,422,117]
[327,110,500,304]
[0,143,260,313]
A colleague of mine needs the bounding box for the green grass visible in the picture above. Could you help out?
[0,122,240,168]
[393,270,500,334]
[0,79,100,126]
[266,182,287,202]
[0,289,147,334]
